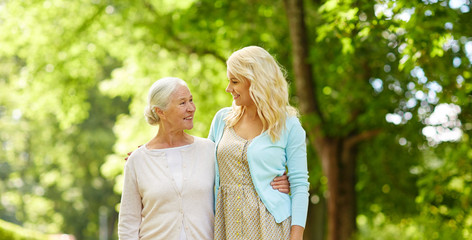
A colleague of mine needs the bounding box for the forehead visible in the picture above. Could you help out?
[170,85,191,99]
[227,71,245,81]
[227,72,250,86]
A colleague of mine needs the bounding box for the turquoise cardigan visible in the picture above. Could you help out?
[208,107,309,227]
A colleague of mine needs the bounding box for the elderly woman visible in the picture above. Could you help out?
[118,77,289,240]
[118,77,215,239]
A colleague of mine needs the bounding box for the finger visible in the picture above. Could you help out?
[271,181,284,186]
[272,185,290,193]
[273,175,288,182]
[272,183,288,189]
[273,183,289,190]
[278,188,290,194]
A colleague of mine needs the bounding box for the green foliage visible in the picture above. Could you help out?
[355,212,467,240]
[0,2,129,238]
[414,134,472,239]
[305,0,470,207]
[0,219,48,240]
[0,0,470,239]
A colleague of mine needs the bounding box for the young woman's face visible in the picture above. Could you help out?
[159,85,195,130]
[226,71,254,107]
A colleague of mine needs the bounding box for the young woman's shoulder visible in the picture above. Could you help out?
[214,107,232,119]
[286,114,302,126]
[284,115,305,139]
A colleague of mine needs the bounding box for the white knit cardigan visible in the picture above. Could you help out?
[118,136,215,240]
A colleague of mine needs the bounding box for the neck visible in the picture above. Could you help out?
[147,124,193,149]
[243,104,259,120]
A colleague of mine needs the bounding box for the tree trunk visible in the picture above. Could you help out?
[315,137,357,240]
[284,0,357,239]
[304,189,327,240]
[283,0,319,115]
[340,139,357,240]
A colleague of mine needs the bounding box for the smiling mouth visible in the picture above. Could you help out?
[184,117,193,120]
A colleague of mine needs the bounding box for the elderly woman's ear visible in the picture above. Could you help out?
[154,106,165,119]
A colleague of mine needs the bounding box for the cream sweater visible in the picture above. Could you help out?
[118,136,215,240]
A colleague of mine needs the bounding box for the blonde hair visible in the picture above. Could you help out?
[144,77,187,126]
[225,46,298,142]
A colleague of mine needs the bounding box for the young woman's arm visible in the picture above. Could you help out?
[290,225,305,240]
[285,118,310,233]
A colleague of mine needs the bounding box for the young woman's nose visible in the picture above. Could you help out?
[225,83,232,93]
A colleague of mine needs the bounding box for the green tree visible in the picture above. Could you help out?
[284,0,471,239]
[0,1,129,238]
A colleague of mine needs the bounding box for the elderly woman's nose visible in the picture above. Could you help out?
[188,102,196,111]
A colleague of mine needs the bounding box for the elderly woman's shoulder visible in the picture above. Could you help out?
[193,136,216,147]
[125,146,148,165]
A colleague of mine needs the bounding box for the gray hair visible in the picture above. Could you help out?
[144,77,188,126]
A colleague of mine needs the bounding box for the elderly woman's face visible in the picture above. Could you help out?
[161,85,196,130]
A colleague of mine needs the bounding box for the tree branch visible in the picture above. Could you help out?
[345,129,382,149]
[141,0,227,64]
[283,0,324,123]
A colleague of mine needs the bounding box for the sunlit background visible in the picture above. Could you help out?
[0,0,471,239]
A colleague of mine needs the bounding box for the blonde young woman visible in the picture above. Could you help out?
[209,46,309,240]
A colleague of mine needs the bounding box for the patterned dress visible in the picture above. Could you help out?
[214,127,291,239]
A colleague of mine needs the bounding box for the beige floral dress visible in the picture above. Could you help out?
[214,127,291,239]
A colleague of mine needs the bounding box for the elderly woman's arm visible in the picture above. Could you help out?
[118,160,142,240]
